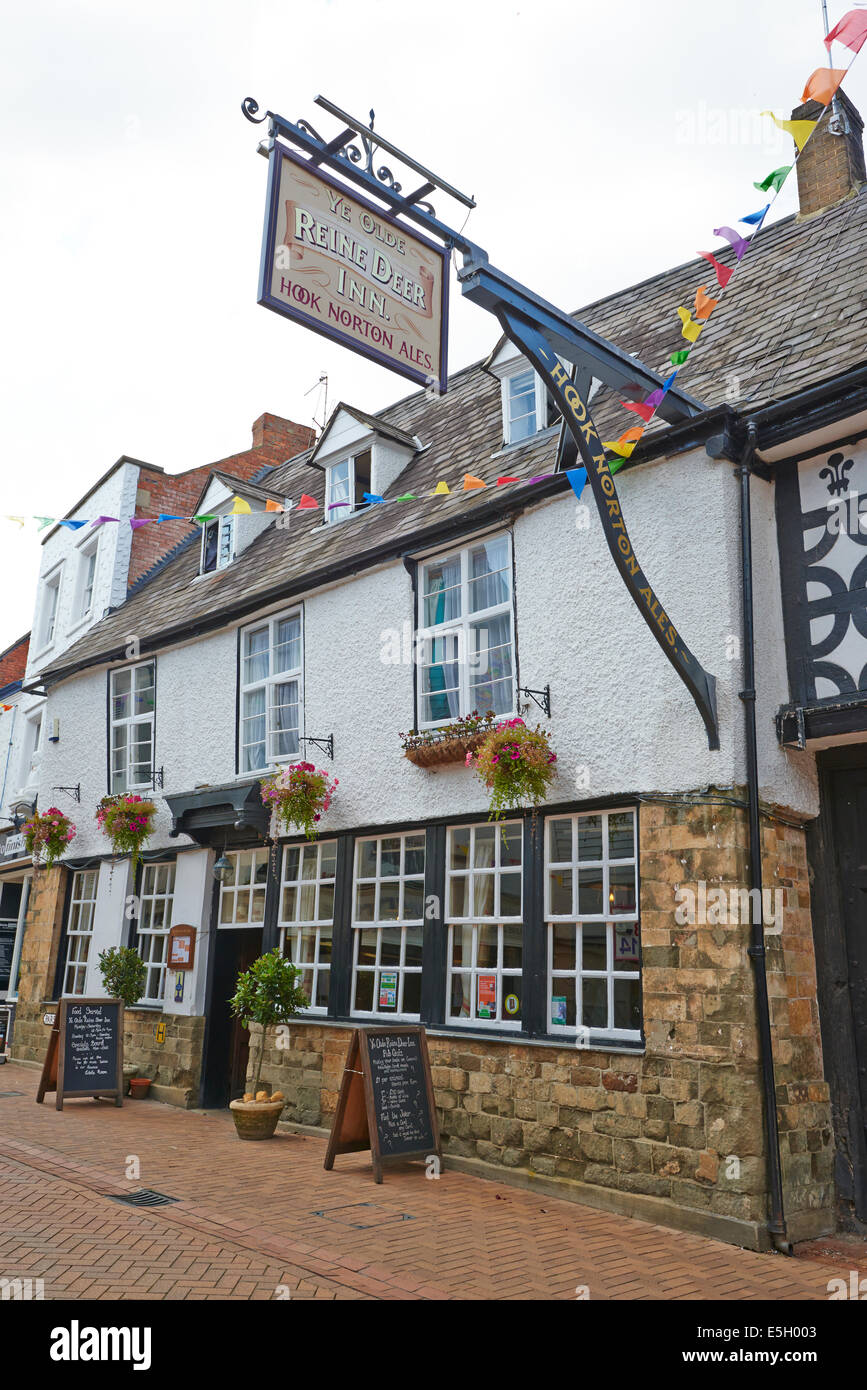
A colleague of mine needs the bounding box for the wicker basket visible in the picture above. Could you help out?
[403,731,488,768]
[229,1099,285,1140]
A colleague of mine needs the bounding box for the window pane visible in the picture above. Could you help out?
[608,811,635,860]
[403,971,421,1016]
[358,840,377,878]
[273,617,301,674]
[549,869,572,915]
[582,924,607,971]
[450,828,470,870]
[502,923,522,969]
[552,923,575,971]
[582,978,608,1029]
[473,827,496,868]
[609,864,637,914]
[578,870,604,916]
[243,627,270,684]
[404,834,425,875]
[577,815,603,860]
[355,882,376,921]
[469,539,510,612]
[380,927,401,966]
[500,872,521,917]
[355,969,374,1011]
[403,880,424,921]
[423,555,461,626]
[477,924,498,968]
[450,877,468,917]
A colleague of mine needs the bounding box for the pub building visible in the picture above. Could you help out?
[9,95,867,1252]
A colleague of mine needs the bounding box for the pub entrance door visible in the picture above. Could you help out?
[200,927,263,1108]
[811,745,867,1226]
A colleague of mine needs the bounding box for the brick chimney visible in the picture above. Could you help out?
[792,90,866,220]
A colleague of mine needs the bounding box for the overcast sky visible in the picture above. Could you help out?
[0,0,860,652]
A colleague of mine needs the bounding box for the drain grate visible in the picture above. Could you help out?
[108,1188,179,1208]
[312,1202,414,1229]
[0,1092,24,1098]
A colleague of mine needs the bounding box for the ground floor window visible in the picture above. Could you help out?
[218,849,268,926]
[63,869,99,995]
[546,809,640,1039]
[446,821,523,1027]
[351,832,425,1019]
[137,861,175,1004]
[279,840,336,1012]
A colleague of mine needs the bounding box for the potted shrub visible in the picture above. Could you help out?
[98,946,149,1096]
[260,762,338,840]
[401,710,497,768]
[96,793,158,873]
[23,806,76,870]
[465,716,558,820]
[228,948,309,1140]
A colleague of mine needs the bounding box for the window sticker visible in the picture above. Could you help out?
[477,974,497,1020]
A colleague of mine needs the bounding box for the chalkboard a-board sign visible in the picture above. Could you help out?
[324,1026,441,1183]
[36,998,123,1110]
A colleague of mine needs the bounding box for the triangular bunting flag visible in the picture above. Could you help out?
[698,250,734,287]
[58,519,87,530]
[395,493,417,501]
[496,476,520,485]
[694,286,718,320]
[802,67,847,105]
[129,518,151,530]
[91,515,118,527]
[713,226,750,260]
[762,112,817,152]
[362,492,386,504]
[463,474,485,490]
[432,481,450,495]
[565,466,587,501]
[739,204,770,226]
[676,307,703,343]
[230,497,252,515]
[825,9,867,55]
[622,400,655,421]
[35,517,54,530]
[264,499,284,512]
[297,494,319,510]
[754,165,790,194]
[670,349,691,366]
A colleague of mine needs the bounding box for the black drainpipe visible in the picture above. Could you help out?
[735,422,791,1255]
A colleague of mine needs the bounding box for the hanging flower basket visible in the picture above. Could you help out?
[260,762,338,840]
[96,794,157,872]
[401,711,498,768]
[24,806,76,870]
[465,717,558,820]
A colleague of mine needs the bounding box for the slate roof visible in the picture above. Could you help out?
[37,188,867,685]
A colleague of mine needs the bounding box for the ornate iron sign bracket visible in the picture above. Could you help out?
[493,310,718,749]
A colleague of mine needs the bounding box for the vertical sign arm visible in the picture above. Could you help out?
[498,309,719,750]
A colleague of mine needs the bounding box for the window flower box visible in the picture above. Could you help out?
[401,713,497,769]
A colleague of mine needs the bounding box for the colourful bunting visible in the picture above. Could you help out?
[395,493,417,501]
[297,494,318,509]
[670,349,691,366]
[129,518,151,530]
[825,9,867,55]
[265,499,284,512]
[762,111,817,151]
[58,519,87,530]
[35,517,54,530]
[229,497,252,515]
[432,481,450,495]
[362,492,386,504]
[643,372,679,410]
[463,473,486,490]
[90,515,119,527]
[1,704,13,711]
[157,513,186,522]
[621,399,655,421]
[4,515,25,526]
[694,287,717,320]
[739,204,770,226]
[676,307,703,343]
[608,457,626,476]
[603,428,643,459]
[565,466,587,501]
[527,474,555,484]
[192,513,217,523]
[712,225,750,260]
[754,165,790,194]
[496,476,520,485]
[697,250,733,287]
[802,67,847,105]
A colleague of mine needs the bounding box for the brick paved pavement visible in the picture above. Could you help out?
[0,1063,859,1301]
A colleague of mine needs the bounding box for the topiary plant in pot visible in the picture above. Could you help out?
[228,948,309,1140]
[98,946,149,1096]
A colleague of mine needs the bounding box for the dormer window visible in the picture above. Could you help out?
[201,516,235,573]
[326,451,372,523]
[487,348,559,448]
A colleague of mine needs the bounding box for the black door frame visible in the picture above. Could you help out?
[807,743,867,1227]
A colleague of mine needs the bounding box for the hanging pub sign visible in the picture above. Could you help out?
[324,1026,441,1184]
[257,147,449,393]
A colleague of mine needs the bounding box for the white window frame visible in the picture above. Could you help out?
[136,861,175,1005]
[109,660,156,794]
[417,532,516,728]
[498,363,549,445]
[545,807,641,1043]
[446,820,523,1030]
[217,848,269,927]
[38,565,63,651]
[238,609,303,774]
[325,451,372,524]
[201,514,236,573]
[19,710,43,789]
[73,535,100,622]
[350,831,426,1020]
[63,869,99,996]
[278,840,337,1014]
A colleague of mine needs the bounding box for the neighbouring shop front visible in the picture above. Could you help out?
[0,827,34,1055]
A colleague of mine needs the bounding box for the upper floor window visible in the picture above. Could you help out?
[110,661,155,793]
[39,569,63,649]
[19,711,42,789]
[202,515,235,573]
[499,364,558,446]
[239,611,302,773]
[418,534,515,726]
[326,451,371,523]
[74,539,99,622]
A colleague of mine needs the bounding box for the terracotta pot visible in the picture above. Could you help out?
[229,1099,284,1140]
[129,1077,151,1099]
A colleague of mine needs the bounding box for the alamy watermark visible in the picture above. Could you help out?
[674,882,783,931]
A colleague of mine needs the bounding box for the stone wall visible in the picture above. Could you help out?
[248,794,834,1249]
[10,864,66,1064]
[123,1010,206,1108]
